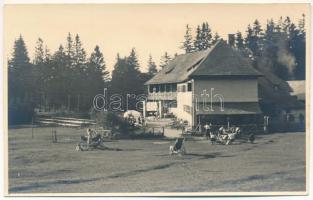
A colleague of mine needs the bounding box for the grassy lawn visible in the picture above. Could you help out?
[8,127,306,193]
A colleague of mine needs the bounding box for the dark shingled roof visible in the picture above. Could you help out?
[145,48,209,85]
[145,41,262,85]
[257,67,293,103]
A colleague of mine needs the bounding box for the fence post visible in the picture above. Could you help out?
[52,127,57,143]
[162,127,165,136]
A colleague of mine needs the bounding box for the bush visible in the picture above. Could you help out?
[92,111,132,134]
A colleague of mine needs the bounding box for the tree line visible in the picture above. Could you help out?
[8,33,160,124]
[180,15,306,80]
[8,15,306,124]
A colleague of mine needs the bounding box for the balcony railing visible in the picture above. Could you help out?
[147,92,177,101]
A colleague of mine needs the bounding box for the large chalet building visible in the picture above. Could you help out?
[144,41,264,127]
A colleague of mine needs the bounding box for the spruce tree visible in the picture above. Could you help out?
[147,54,158,76]
[252,19,263,37]
[73,34,87,68]
[194,25,202,51]
[181,24,194,53]
[265,19,276,42]
[8,35,33,102]
[245,24,259,56]
[34,38,45,65]
[33,38,49,106]
[65,32,75,66]
[235,31,244,49]
[292,14,306,80]
[49,45,68,109]
[159,52,172,69]
[89,45,110,82]
[127,48,140,72]
[201,22,212,49]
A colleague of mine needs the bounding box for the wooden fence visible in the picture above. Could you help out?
[33,115,96,128]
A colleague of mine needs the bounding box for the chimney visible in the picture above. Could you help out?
[228,34,235,47]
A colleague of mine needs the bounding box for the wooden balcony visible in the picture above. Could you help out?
[147,92,177,101]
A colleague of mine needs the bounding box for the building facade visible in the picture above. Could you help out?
[144,41,263,128]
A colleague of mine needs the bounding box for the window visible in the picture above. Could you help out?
[187,58,203,71]
[169,101,177,108]
[172,84,177,92]
[183,105,192,114]
[166,84,171,92]
[160,84,165,92]
[149,85,154,93]
[165,66,175,74]
[187,82,192,92]
[155,85,160,93]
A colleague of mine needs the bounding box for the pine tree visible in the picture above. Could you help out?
[245,23,260,56]
[65,33,75,65]
[194,22,213,51]
[8,35,34,124]
[8,35,33,102]
[159,52,172,69]
[282,16,292,35]
[147,54,158,76]
[194,25,202,51]
[33,38,50,106]
[89,45,109,82]
[48,45,68,109]
[278,16,283,31]
[252,19,263,37]
[235,31,244,49]
[265,19,276,42]
[127,48,140,72]
[291,14,306,80]
[181,24,194,53]
[34,38,45,65]
[73,34,87,68]
[79,45,108,111]
[298,14,305,34]
[201,22,212,49]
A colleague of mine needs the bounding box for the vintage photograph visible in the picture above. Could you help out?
[4,3,310,195]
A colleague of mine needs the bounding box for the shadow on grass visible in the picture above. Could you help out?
[9,177,101,193]
[107,163,175,179]
[9,163,176,193]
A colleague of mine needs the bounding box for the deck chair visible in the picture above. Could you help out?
[169,137,186,155]
[76,133,104,151]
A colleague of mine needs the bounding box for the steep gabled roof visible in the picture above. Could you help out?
[145,41,261,85]
[145,47,210,85]
[190,41,262,77]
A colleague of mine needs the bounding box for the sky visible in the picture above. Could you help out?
[4,4,310,73]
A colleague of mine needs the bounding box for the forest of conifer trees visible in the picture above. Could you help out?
[8,15,306,124]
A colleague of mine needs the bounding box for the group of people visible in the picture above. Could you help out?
[85,128,101,145]
[126,114,145,126]
[203,122,241,144]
